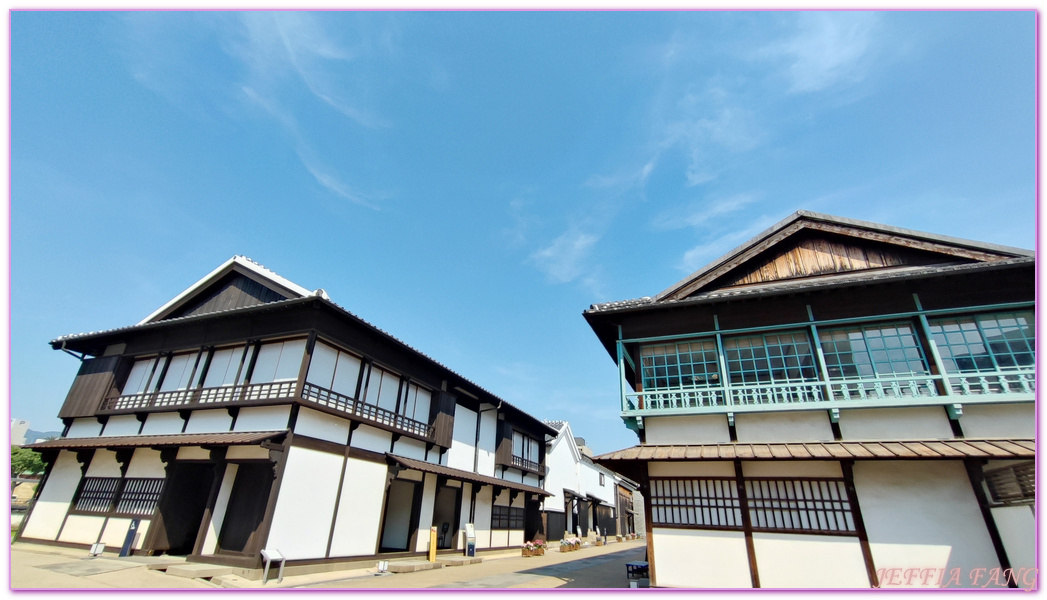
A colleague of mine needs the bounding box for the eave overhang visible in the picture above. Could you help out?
[387,454,551,497]
[26,430,289,450]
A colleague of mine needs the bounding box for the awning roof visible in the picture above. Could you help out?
[387,454,551,497]
[26,430,288,451]
[595,439,1034,464]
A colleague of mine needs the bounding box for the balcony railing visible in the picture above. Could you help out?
[301,382,434,440]
[623,367,1035,416]
[511,454,547,476]
[103,381,298,412]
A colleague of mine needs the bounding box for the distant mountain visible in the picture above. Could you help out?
[23,429,62,444]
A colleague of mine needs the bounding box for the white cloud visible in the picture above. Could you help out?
[529,228,600,284]
[653,193,760,231]
[679,214,780,273]
[765,12,880,94]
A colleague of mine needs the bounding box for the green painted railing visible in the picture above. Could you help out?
[623,367,1035,417]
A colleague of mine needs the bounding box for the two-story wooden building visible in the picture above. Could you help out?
[588,211,1034,588]
[20,256,556,571]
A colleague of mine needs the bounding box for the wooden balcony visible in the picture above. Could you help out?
[511,454,547,476]
[99,381,435,441]
[622,366,1036,418]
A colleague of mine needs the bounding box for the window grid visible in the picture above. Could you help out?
[491,505,525,529]
[73,477,121,513]
[929,311,1035,373]
[650,478,742,529]
[745,478,855,534]
[115,478,166,516]
[73,477,165,517]
[724,331,818,385]
[640,339,720,390]
[819,322,929,379]
[649,477,857,536]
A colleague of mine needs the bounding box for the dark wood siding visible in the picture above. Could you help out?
[58,356,124,419]
[494,420,513,467]
[165,273,290,321]
[712,232,963,290]
[429,391,457,448]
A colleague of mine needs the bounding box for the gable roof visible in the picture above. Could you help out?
[656,210,1032,303]
[138,255,321,325]
[588,211,1033,314]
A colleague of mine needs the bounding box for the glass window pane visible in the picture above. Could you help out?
[306,342,338,389]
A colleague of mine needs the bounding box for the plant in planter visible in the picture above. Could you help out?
[522,541,535,557]
[530,539,546,556]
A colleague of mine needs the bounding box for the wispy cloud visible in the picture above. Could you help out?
[653,193,760,231]
[529,227,600,285]
[679,214,780,273]
[762,12,881,94]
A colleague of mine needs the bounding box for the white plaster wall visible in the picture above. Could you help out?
[58,515,105,545]
[959,403,1035,439]
[490,530,509,548]
[184,409,233,434]
[177,447,211,461]
[447,405,477,472]
[294,407,349,444]
[140,412,184,435]
[125,449,165,478]
[85,450,122,478]
[753,533,869,588]
[329,457,387,557]
[226,446,271,460]
[736,411,833,443]
[394,437,428,461]
[22,451,82,540]
[839,407,953,441]
[854,461,1003,588]
[508,529,525,546]
[234,405,292,432]
[645,414,731,445]
[991,505,1035,570]
[649,461,735,478]
[65,418,103,438]
[350,424,392,454]
[523,473,540,488]
[473,486,493,549]
[651,527,751,588]
[542,434,577,511]
[476,410,497,477]
[100,517,152,550]
[742,461,842,478]
[267,446,343,560]
[414,474,438,553]
[202,465,238,555]
[101,415,141,437]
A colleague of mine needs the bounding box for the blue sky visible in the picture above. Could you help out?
[10,11,1035,453]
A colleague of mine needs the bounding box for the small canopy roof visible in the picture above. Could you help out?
[26,430,288,451]
[387,454,551,497]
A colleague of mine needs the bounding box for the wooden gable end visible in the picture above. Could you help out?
[708,230,965,290]
[161,270,293,321]
[661,215,1024,302]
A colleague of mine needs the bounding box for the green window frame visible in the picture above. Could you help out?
[818,322,929,379]
[928,310,1034,374]
[639,339,720,391]
[723,331,818,385]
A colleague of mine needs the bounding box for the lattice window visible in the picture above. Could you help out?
[724,331,819,385]
[72,477,165,517]
[928,311,1035,373]
[73,477,121,513]
[640,339,720,390]
[745,478,855,535]
[115,478,165,516]
[491,505,525,529]
[984,462,1035,506]
[819,322,929,379]
[650,478,742,529]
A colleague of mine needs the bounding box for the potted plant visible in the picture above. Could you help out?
[531,539,546,556]
[522,541,534,557]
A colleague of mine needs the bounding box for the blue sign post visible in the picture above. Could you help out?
[119,519,140,557]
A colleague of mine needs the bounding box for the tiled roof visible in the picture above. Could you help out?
[387,454,550,496]
[587,257,1034,314]
[593,439,1035,462]
[26,430,287,450]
